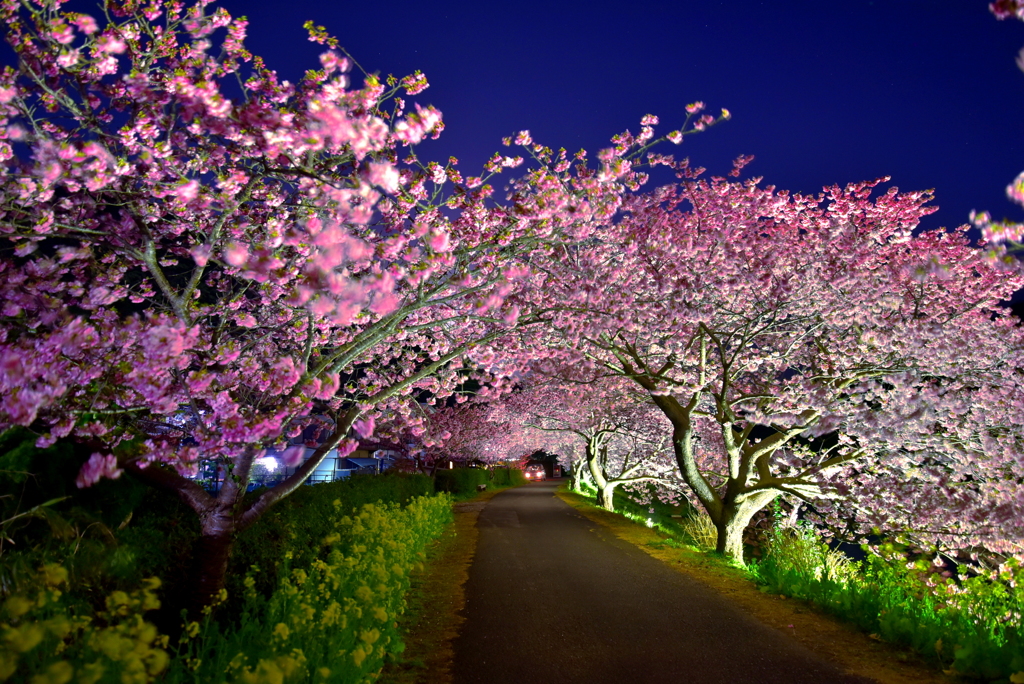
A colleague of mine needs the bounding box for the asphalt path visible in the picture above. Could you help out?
[452,481,874,684]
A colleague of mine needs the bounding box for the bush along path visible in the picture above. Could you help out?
[1,475,452,684]
[751,525,1024,682]
[558,485,982,684]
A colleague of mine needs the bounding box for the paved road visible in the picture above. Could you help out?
[452,481,874,684]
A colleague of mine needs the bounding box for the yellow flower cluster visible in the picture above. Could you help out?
[0,566,168,684]
[189,494,452,684]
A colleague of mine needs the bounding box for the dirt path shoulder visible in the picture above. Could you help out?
[378,494,496,684]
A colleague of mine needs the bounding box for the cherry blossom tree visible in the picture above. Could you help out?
[409,402,511,470]
[496,373,677,511]
[0,0,725,603]
[529,163,1024,562]
[972,1,1024,262]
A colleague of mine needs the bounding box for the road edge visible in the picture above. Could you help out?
[379,488,507,684]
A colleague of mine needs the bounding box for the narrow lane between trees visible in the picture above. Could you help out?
[452,481,874,684]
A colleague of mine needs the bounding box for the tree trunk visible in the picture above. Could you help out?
[188,458,252,617]
[596,483,616,511]
[713,491,778,565]
[585,437,609,501]
[569,460,586,491]
[714,503,748,562]
[191,511,238,617]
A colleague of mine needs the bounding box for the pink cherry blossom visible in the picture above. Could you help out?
[353,415,375,439]
[366,161,400,193]
[0,0,726,605]
[76,453,122,488]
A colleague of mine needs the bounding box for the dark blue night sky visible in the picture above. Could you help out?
[215,0,1024,237]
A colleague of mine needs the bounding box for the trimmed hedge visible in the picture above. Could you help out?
[490,467,527,487]
[433,467,489,495]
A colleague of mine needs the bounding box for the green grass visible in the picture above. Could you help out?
[751,530,1024,681]
[573,480,700,542]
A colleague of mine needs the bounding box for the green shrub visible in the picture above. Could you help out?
[0,564,171,683]
[679,510,718,551]
[433,467,488,495]
[1,493,453,684]
[0,428,194,626]
[489,467,526,487]
[172,494,453,684]
[230,472,433,609]
[0,434,437,653]
[758,522,855,585]
[752,531,1024,681]
[579,481,697,541]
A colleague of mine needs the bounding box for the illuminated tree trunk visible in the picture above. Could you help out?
[585,436,617,511]
[568,459,587,491]
[713,493,775,561]
[595,482,617,511]
[645,390,780,565]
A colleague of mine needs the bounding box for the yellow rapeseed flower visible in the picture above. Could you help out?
[0,653,18,681]
[40,565,68,588]
[240,659,283,684]
[320,602,341,627]
[76,661,105,684]
[136,622,157,646]
[3,595,33,619]
[42,617,71,640]
[147,648,169,676]
[140,590,160,612]
[117,655,147,684]
[90,630,130,660]
[5,623,45,653]
[29,660,72,684]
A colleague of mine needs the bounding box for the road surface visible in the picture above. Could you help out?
[452,481,874,684]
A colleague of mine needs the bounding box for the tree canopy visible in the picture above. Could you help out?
[1,0,1022,599]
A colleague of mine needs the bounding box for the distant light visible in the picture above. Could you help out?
[256,456,279,472]
[449,461,453,469]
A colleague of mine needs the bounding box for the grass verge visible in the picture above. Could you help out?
[379,486,512,684]
[555,487,953,684]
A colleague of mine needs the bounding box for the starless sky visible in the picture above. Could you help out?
[209,0,1024,236]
